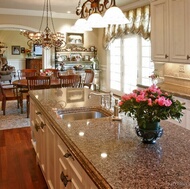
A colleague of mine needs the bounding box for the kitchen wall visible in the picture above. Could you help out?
[0,15,100,73]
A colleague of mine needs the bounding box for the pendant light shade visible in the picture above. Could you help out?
[74,0,130,30]
[103,6,130,25]
[87,13,108,28]
[71,18,93,32]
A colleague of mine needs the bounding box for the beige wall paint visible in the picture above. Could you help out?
[0,14,102,74]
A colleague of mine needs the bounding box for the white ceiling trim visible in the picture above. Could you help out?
[0,8,77,19]
[0,24,38,31]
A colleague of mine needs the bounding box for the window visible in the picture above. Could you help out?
[109,35,153,96]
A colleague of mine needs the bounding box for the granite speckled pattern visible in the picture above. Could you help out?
[29,88,190,189]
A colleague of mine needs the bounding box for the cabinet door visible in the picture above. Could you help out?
[56,138,85,189]
[35,113,47,175]
[169,0,190,63]
[46,122,56,189]
[151,0,169,62]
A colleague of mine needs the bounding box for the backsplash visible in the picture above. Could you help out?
[164,63,190,80]
[156,62,190,97]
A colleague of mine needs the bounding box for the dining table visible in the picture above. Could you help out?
[12,78,61,88]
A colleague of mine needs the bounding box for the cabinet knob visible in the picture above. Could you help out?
[60,171,71,187]
[63,152,72,158]
[35,123,40,132]
[165,54,168,59]
[40,122,46,129]
[187,55,190,60]
[35,111,41,115]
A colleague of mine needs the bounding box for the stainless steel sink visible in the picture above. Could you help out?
[57,109,111,121]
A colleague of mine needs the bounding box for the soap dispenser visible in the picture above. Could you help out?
[112,99,122,121]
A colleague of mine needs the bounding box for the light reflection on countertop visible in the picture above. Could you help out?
[29,88,190,189]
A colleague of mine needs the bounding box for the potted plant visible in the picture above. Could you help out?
[119,85,186,143]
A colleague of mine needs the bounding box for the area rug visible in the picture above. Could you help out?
[0,100,30,130]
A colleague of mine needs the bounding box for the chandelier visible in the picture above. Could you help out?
[72,0,129,30]
[21,0,65,48]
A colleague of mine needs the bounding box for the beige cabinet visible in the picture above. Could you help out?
[46,122,56,189]
[151,0,190,63]
[30,100,47,177]
[56,137,98,189]
[30,98,98,189]
[151,0,169,62]
[169,0,190,63]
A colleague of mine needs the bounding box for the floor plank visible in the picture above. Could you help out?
[0,127,48,189]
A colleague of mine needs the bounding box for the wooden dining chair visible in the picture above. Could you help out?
[83,69,94,89]
[18,69,37,80]
[25,76,51,118]
[59,74,81,88]
[0,83,21,115]
[17,69,37,114]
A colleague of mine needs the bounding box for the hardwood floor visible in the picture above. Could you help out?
[0,127,48,189]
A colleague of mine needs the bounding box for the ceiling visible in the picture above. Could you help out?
[0,0,140,18]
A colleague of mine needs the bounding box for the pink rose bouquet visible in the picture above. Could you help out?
[119,85,186,129]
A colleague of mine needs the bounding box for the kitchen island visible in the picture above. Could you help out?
[29,88,190,189]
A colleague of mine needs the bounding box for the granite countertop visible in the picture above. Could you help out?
[29,88,190,189]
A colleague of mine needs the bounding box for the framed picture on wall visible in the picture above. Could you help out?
[66,33,84,45]
[20,47,25,53]
[12,46,20,55]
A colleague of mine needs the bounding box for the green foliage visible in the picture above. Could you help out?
[119,85,186,129]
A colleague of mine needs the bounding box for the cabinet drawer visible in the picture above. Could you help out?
[57,137,98,189]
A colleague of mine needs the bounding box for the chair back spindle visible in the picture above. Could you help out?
[59,74,81,88]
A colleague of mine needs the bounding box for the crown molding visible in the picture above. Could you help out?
[0,8,78,19]
[120,0,149,11]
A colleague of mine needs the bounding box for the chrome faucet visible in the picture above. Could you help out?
[88,91,113,109]
[88,92,122,121]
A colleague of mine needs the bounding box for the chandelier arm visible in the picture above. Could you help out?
[104,0,116,9]
[76,0,117,18]
[21,0,65,48]
[76,0,91,18]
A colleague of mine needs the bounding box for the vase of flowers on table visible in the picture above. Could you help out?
[25,49,32,57]
[119,85,186,144]
[149,69,159,85]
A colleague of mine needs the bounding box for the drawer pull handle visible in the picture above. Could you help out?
[35,111,41,115]
[35,123,40,132]
[187,55,190,60]
[165,54,168,59]
[60,171,71,187]
[40,122,46,129]
[63,152,72,158]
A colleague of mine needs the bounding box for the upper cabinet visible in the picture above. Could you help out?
[169,0,190,63]
[151,0,190,63]
[151,0,169,62]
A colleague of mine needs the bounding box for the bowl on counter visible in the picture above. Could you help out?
[73,65,84,70]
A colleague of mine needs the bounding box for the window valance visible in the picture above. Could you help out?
[103,5,150,49]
